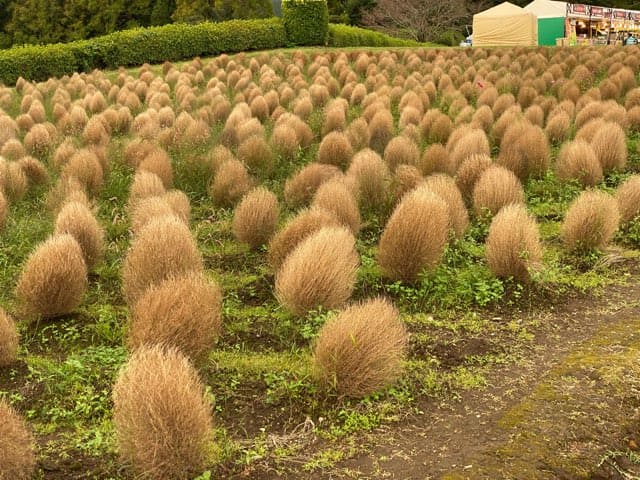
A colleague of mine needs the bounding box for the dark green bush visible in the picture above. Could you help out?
[436,29,464,47]
[282,0,329,46]
[0,18,287,85]
[328,23,423,47]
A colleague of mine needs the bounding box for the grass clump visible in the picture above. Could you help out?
[555,140,603,187]
[0,307,18,366]
[485,204,542,282]
[561,190,620,253]
[275,226,359,316]
[232,187,280,249]
[472,165,524,217]
[54,201,105,270]
[0,399,36,480]
[313,298,408,398]
[112,345,214,479]
[15,234,88,321]
[128,273,223,364]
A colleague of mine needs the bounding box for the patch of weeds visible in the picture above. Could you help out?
[303,448,345,471]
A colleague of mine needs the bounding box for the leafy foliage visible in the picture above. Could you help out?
[282,0,329,45]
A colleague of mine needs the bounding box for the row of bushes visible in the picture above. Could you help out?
[327,23,423,48]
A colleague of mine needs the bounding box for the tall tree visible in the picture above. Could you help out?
[150,0,176,25]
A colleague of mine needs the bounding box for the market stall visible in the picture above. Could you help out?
[473,2,538,46]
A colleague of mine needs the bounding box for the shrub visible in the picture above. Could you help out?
[237,135,274,174]
[0,189,6,230]
[497,122,549,180]
[15,234,87,320]
[346,148,390,212]
[346,117,370,150]
[282,0,329,46]
[591,121,627,172]
[232,187,280,249]
[0,308,18,366]
[616,175,640,224]
[61,149,104,197]
[0,160,27,202]
[392,164,424,202]
[545,111,570,144]
[209,159,252,208]
[472,165,524,217]
[449,128,491,172]
[313,298,408,398]
[54,201,105,270]
[275,226,359,316]
[128,171,166,212]
[268,207,340,270]
[317,131,353,168]
[138,150,173,189]
[369,110,395,154]
[128,274,223,364]
[383,135,420,172]
[327,24,420,47]
[455,153,493,201]
[284,163,341,207]
[378,185,450,282]
[0,399,36,480]
[420,143,454,176]
[112,345,214,479]
[18,156,48,186]
[122,216,203,306]
[312,177,361,234]
[561,190,620,252]
[423,174,469,239]
[130,197,184,235]
[485,204,542,282]
[555,140,603,187]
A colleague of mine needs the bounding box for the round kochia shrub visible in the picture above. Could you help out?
[0,308,18,366]
[15,234,88,320]
[275,226,359,316]
[378,185,450,282]
[561,190,620,253]
[0,399,36,480]
[112,345,214,480]
[485,204,542,283]
[313,298,408,398]
[122,216,203,306]
[128,273,223,365]
[616,175,640,224]
[282,0,329,46]
[232,187,280,249]
[54,201,105,270]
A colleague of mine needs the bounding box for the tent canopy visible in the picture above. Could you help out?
[524,0,567,19]
[473,2,538,46]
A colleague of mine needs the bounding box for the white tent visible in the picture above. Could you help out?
[473,2,538,46]
[524,0,567,18]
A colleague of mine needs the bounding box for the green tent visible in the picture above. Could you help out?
[524,0,567,45]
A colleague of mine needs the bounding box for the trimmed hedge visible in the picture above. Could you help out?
[328,24,425,48]
[0,18,287,85]
[282,0,329,46]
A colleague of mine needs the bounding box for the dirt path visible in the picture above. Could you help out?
[327,272,640,479]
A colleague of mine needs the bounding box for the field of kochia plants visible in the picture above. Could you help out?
[1,44,640,478]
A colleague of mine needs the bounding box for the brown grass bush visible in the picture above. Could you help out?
[485,204,542,282]
[346,117,370,151]
[112,345,214,479]
[322,102,347,135]
[54,201,105,270]
[138,150,173,189]
[317,131,353,168]
[0,399,36,480]
[449,128,490,171]
[0,308,18,366]
[545,111,571,144]
[237,135,274,174]
[283,163,341,208]
[124,139,157,169]
[83,116,109,145]
[524,104,545,127]
[391,164,424,202]
[130,197,184,235]
[1,138,25,160]
[368,110,395,154]
[555,140,603,187]
[23,123,52,157]
[15,234,88,320]
[383,136,420,172]
[232,187,280,249]
[427,112,453,144]
[561,190,620,252]
[423,174,469,239]
[470,105,494,132]
[346,148,390,211]
[208,159,252,207]
[18,156,48,186]
[312,178,361,235]
[0,160,28,202]
[275,226,359,316]
[128,171,166,212]
[313,298,407,398]
[497,122,549,180]
[628,106,640,132]
[0,189,6,230]
[128,273,222,364]
[271,123,299,160]
[455,153,493,201]
[472,165,525,216]
[616,175,640,224]
[420,143,454,176]
[61,149,104,196]
[592,121,627,172]
[162,190,190,224]
[51,138,76,170]
[490,106,521,145]
[122,216,203,305]
[575,117,606,142]
[45,176,89,213]
[268,207,340,270]
[378,185,449,282]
